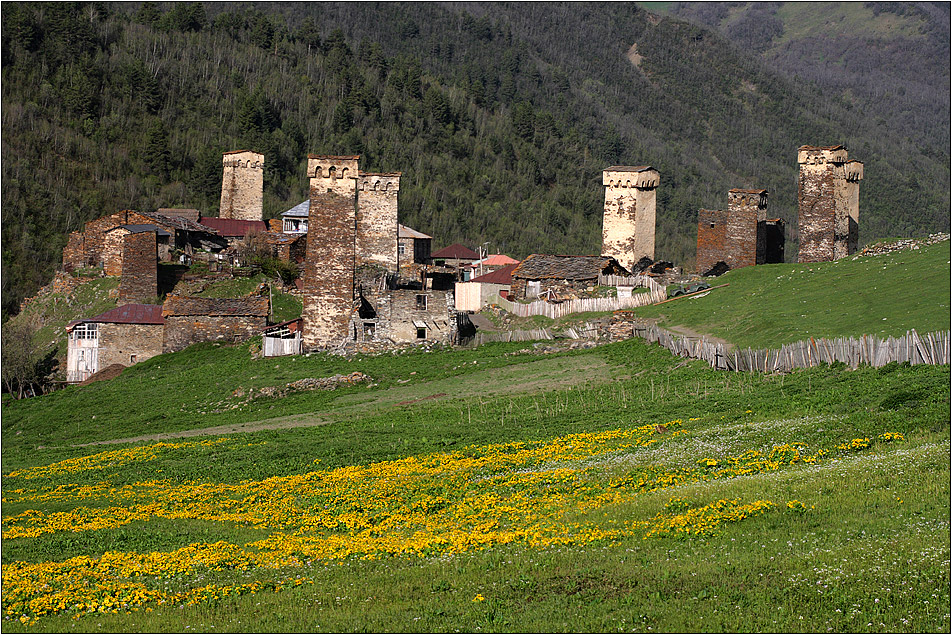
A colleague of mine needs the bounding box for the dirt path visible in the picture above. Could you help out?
[67,354,619,448]
[665,324,734,349]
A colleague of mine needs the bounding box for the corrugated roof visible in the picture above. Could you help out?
[198,218,268,237]
[467,254,519,268]
[511,255,629,280]
[261,231,303,245]
[398,224,431,239]
[432,243,479,259]
[70,304,165,328]
[281,200,310,218]
[470,263,518,284]
[162,295,270,317]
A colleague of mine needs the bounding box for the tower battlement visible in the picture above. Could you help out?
[307,155,360,180]
[797,145,862,262]
[603,166,661,189]
[797,145,848,166]
[357,172,402,193]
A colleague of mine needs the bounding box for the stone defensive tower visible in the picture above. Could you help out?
[301,155,359,348]
[602,166,660,271]
[696,189,784,273]
[356,171,401,272]
[726,188,768,269]
[797,145,863,262]
[118,230,158,305]
[219,150,264,221]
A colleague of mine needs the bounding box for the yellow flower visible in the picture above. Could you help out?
[473,594,485,602]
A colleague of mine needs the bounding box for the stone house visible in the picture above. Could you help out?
[353,286,456,346]
[431,243,480,268]
[261,231,306,263]
[510,255,630,300]
[162,294,270,353]
[455,263,518,311]
[65,304,165,383]
[103,225,171,275]
[197,217,269,249]
[398,224,432,268]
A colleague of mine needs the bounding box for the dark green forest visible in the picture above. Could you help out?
[2,1,949,319]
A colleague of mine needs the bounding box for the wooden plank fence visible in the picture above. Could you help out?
[494,275,667,320]
[458,328,554,347]
[627,325,950,373]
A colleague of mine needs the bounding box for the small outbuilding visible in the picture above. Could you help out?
[263,318,303,357]
[65,304,165,383]
[455,263,518,311]
[162,294,270,352]
[510,255,630,300]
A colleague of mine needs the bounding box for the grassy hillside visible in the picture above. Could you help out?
[2,335,949,631]
[635,239,951,349]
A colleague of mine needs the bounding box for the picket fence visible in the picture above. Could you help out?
[461,328,555,346]
[628,325,950,373]
[493,276,667,319]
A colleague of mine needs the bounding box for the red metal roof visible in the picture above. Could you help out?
[76,304,165,327]
[431,243,480,260]
[470,263,518,285]
[466,254,519,268]
[198,217,268,237]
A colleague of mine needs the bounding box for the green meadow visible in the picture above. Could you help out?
[2,241,949,632]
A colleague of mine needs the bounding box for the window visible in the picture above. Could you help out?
[398,243,406,256]
[527,281,541,298]
[73,323,98,340]
[416,294,427,310]
[710,222,716,228]
[416,327,427,339]
[363,322,376,338]
[130,354,137,364]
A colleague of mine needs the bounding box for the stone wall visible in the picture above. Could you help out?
[103,228,127,277]
[163,314,268,353]
[356,172,400,271]
[797,146,863,263]
[98,323,164,368]
[219,150,264,221]
[696,208,727,273]
[724,189,767,269]
[62,231,85,271]
[602,167,660,271]
[119,231,157,305]
[510,277,597,300]
[301,155,359,348]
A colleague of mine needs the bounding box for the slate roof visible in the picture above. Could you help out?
[198,218,268,237]
[470,263,518,285]
[398,224,431,239]
[511,255,630,281]
[798,144,845,151]
[431,243,479,259]
[138,211,218,234]
[162,295,270,317]
[261,231,304,245]
[729,188,767,194]
[67,304,165,330]
[281,200,310,218]
[604,165,653,172]
[156,208,200,222]
[103,224,172,237]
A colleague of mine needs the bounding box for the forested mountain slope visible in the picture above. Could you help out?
[2,2,948,319]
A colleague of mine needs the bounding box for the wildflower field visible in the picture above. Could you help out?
[2,337,950,632]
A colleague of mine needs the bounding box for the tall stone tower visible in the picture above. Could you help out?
[301,155,359,348]
[725,188,768,269]
[602,166,661,271]
[797,145,863,262]
[219,150,264,221]
[356,171,401,272]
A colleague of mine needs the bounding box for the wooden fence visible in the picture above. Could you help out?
[629,325,950,373]
[459,328,555,347]
[494,276,667,319]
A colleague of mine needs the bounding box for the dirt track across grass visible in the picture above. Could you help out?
[72,354,619,447]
